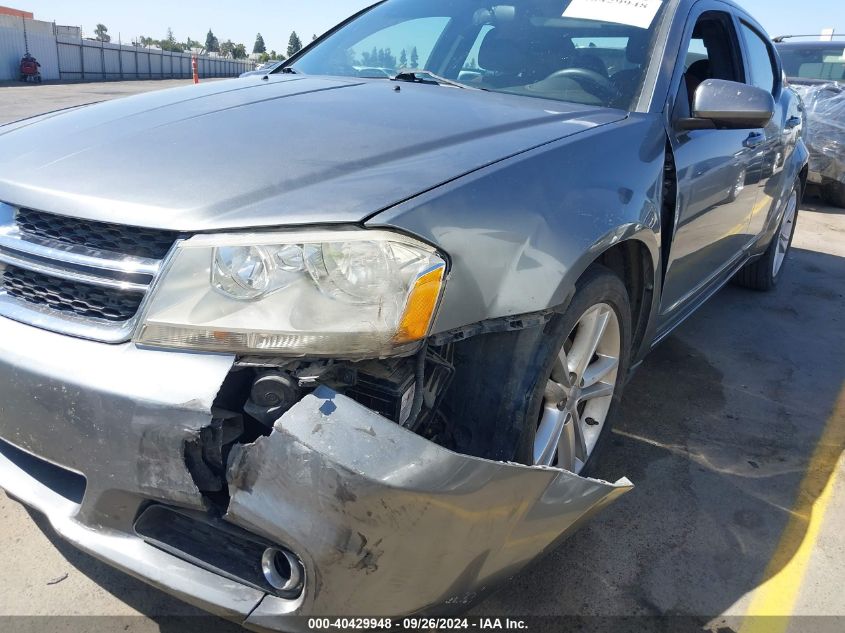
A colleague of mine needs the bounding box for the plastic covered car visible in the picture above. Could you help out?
[776,36,845,206]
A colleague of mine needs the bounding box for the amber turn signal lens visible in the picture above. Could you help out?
[395,265,445,343]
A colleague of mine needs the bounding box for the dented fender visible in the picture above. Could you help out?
[225,387,632,620]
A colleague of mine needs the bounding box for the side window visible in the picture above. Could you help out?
[464,25,494,72]
[740,22,777,93]
[676,13,743,115]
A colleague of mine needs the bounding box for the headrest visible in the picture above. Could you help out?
[626,30,651,64]
[686,59,711,80]
[479,28,575,73]
[479,29,528,72]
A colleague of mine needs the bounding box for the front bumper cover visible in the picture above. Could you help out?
[0,314,631,628]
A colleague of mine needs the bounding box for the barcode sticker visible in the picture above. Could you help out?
[563,0,664,29]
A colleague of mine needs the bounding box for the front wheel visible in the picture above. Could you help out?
[528,266,632,475]
[734,184,799,291]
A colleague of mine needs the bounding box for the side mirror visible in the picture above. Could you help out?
[678,79,775,130]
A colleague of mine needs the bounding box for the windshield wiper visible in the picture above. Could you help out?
[391,69,481,90]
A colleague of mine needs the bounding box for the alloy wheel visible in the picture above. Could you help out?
[773,190,798,277]
[534,303,621,473]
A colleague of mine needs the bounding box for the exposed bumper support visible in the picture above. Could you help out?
[231,387,632,623]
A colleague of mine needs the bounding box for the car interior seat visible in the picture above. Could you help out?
[478,27,576,87]
[610,31,650,105]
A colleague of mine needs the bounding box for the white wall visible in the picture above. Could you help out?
[1,16,254,82]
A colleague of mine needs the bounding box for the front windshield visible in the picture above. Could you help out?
[779,45,845,82]
[291,0,667,110]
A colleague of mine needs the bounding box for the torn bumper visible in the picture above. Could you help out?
[0,315,631,627]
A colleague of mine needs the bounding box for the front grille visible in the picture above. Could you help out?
[16,207,182,260]
[2,265,144,322]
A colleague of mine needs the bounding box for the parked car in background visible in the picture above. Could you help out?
[0,0,807,628]
[240,60,285,78]
[775,35,845,206]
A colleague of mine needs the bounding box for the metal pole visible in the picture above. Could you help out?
[54,22,61,81]
[100,38,105,81]
[21,15,29,55]
[118,33,123,80]
[80,40,85,80]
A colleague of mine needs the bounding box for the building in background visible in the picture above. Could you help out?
[0,6,33,20]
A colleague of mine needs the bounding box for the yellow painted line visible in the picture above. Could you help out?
[739,385,845,633]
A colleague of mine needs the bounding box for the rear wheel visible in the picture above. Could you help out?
[528,267,631,474]
[734,184,799,291]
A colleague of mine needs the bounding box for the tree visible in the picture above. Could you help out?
[94,23,110,43]
[205,29,219,53]
[312,34,317,41]
[399,49,408,68]
[410,46,419,68]
[375,48,396,69]
[287,31,303,58]
[253,33,266,54]
[232,43,247,59]
[220,39,235,58]
[184,37,201,51]
[158,28,183,52]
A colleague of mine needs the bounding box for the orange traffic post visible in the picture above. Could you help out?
[192,56,199,84]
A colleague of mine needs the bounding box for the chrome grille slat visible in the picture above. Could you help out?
[0,231,160,277]
[0,248,150,292]
[0,202,181,343]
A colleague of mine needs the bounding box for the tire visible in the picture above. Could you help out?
[734,183,800,291]
[821,181,845,208]
[522,265,632,475]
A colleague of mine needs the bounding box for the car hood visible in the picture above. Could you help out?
[0,75,625,231]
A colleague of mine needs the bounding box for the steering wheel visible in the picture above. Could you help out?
[540,68,619,103]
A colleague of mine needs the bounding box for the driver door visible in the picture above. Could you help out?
[659,9,763,327]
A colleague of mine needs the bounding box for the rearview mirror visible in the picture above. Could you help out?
[678,79,775,130]
[473,5,516,25]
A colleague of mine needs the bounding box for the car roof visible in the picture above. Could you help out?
[775,38,845,48]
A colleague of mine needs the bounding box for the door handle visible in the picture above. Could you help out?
[785,116,801,129]
[743,132,765,149]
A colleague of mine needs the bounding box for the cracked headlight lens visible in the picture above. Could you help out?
[134,229,446,358]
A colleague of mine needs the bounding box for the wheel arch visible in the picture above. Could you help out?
[586,237,657,359]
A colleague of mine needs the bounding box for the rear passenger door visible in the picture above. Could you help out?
[737,19,789,239]
[659,7,762,326]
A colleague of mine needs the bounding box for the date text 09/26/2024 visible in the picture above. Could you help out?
[306,618,529,630]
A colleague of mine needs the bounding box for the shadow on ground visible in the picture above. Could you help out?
[26,509,241,632]
[476,245,844,629]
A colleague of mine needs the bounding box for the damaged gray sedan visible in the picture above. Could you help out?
[0,0,807,627]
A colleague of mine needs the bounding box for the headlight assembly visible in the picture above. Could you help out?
[134,229,446,358]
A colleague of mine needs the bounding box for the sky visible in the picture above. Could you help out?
[16,0,845,54]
